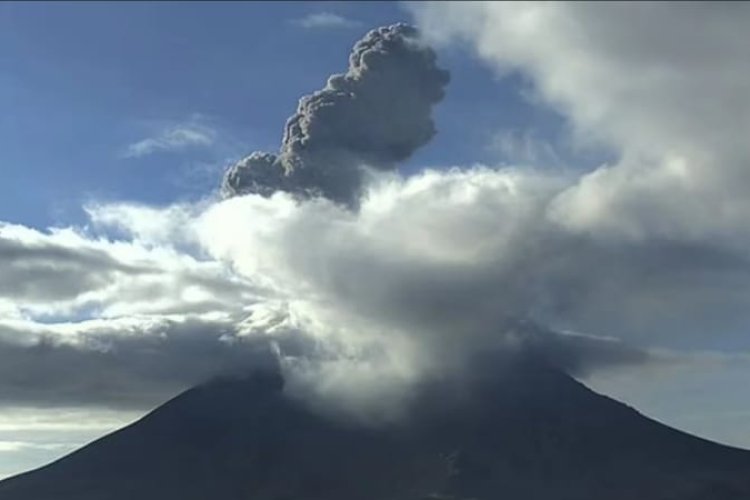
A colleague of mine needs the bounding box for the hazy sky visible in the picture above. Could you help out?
[2,1,750,478]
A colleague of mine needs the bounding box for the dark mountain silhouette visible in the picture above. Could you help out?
[1,357,749,500]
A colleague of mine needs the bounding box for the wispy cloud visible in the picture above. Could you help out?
[292,12,362,30]
[123,123,216,159]
[488,129,563,167]
[0,441,72,453]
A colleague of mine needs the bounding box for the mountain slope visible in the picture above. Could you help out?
[1,360,749,500]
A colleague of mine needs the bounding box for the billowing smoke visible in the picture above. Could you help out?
[222,23,450,207]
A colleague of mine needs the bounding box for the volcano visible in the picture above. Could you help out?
[1,358,749,500]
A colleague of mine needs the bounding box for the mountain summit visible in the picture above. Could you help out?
[1,359,749,500]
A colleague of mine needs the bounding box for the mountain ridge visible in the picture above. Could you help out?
[1,359,749,500]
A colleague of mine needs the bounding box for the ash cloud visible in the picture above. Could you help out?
[222,23,450,207]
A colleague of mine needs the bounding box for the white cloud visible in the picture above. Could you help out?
[5,161,750,416]
[0,219,258,319]
[0,170,651,413]
[0,213,275,409]
[198,169,750,356]
[124,123,216,158]
[411,2,750,246]
[488,128,563,168]
[292,12,362,30]
[0,441,71,453]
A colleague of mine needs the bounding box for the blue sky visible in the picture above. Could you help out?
[0,1,576,229]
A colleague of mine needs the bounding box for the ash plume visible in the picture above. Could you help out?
[222,23,450,207]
